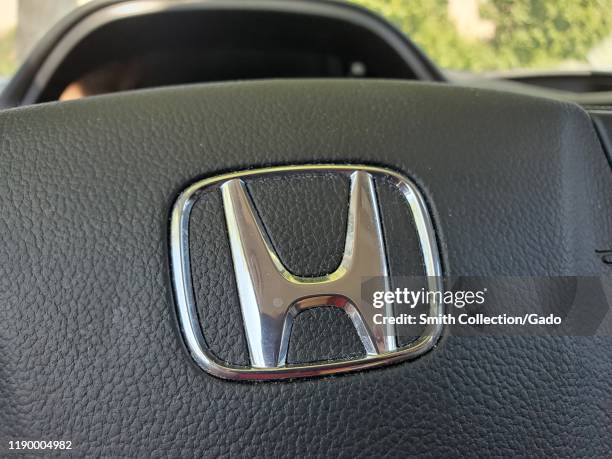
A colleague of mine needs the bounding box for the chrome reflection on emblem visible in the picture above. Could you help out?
[170,165,443,380]
[222,171,395,367]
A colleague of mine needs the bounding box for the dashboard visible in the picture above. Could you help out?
[0,0,443,107]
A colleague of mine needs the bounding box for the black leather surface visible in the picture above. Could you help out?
[246,173,349,277]
[591,110,612,167]
[1,80,611,457]
[287,307,366,363]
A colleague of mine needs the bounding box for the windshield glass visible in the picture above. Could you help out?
[0,0,611,81]
[349,0,612,74]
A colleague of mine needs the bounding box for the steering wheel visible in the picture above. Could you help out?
[1,80,611,456]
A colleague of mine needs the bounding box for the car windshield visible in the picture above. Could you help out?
[0,0,611,81]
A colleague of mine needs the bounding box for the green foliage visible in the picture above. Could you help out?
[348,0,612,71]
[0,28,16,77]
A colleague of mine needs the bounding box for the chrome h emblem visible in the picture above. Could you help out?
[170,165,443,381]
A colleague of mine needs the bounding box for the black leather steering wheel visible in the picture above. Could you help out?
[1,80,611,456]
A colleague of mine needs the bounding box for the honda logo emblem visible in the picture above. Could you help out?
[170,165,442,380]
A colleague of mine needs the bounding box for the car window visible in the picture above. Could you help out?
[349,0,612,74]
